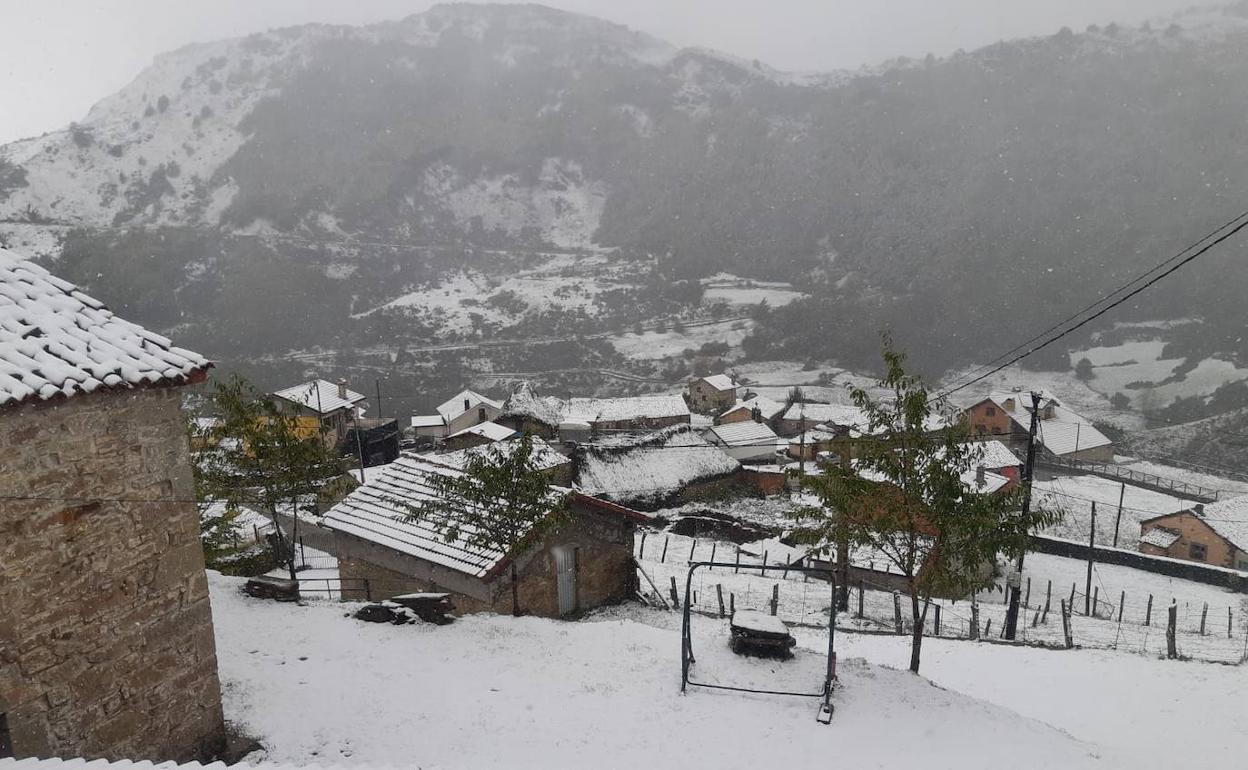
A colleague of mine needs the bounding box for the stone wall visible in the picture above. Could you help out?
[0,388,225,762]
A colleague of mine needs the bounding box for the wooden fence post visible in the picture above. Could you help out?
[1200,602,1208,636]
[1024,577,1031,609]
[661,536,669,564]
[639,531,647,560]
[709,542,717,570]
[689,539,697,563]
[1166,603,1178,659]
[669,576,680,609]
[1044,580,1052,615]
[1069,582,1076,612]
[1229,607,1234,639]
[1060,599,1073,649]
[770,584,779,616]
[984,619,992,638]
[1117,591,1125,623]
[729,592,735,616]
[783,555,791,580]
[1091,586,1099,618]
[856,580,865,619]
[759,550,768,577]
[1032,610,1040,628]
[934,605,942,636]
[734,546,741,574]
[716,584,725,618]
[971,600,980,640]
[893,592,904,634]
[1145,594,1153,626]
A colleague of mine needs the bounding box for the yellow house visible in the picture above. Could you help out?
[271,379,366,449]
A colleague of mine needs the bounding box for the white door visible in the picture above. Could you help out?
[554,547,578,616]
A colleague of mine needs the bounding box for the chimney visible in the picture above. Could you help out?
[1195,504,1205,517]
[337,380,348,400]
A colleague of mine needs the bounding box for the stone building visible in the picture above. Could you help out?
[1139,499,1248,570]
[0,249,225,762]
[686,374,738,414]
[323,452,646,616]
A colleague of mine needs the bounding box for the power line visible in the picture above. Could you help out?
[940,208,1248,398]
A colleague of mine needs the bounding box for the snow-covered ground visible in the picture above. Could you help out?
[609,319,753,360]
[699,273,807,307]
[1070,339,1248,411]
[211,571,1248,769]
[1032,472,1196,548]
[944,364,1146,431]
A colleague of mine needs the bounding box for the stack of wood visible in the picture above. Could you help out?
[243,575,300,602]
[729,610,795,658]
[390,592,455,625]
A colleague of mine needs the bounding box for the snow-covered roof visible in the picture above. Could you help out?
[1035,418,1112,457]
[501,381,564,426]
[0,248,210,408]
[721,395,784,420]
[272,379,365,415]
[705,420,778,447]
[789,427,839,446]
[964,440,1020,470]
[1189,496,1248,552]
[696,374,737,392]
[447,420,517,443]
[781,402,867,428]
[960,468,1011,495]
[576,428,739,505]
[1140,528,1181,549]
[731,609,788,635]
[986,389,1060,415]
[564,394,690,423]
[323,453,548,579]
[423,437,570,473]
[411,414,446,428]
[436,389,503,421]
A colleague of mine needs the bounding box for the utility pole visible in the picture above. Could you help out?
[1112,482,1125,548]
[375,378,383,420]
[834,433,852,612]
[1085,501,1096,616]
[1004,391,1041,640]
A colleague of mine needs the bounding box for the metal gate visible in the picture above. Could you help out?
[554,547,578,616]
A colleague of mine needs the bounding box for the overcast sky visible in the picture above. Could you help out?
[1,0,1200,145]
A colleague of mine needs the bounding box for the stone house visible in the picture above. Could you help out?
[441,421,517,452]
[963,390,1113,462]
[574,426,742,511]
[563,394,691,433]
[0,250,225,762]
[716,395,784,426]
[271,379,366,449]
[687,374,738,414]
[1138,499,1248,570]
[777,402,867,437]
[411,389,503,442]
[322,453,648,616]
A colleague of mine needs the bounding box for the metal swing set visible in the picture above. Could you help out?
[678,560,838,724]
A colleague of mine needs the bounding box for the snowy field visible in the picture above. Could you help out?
[944,364,1146,431]
[210,572,1248,769]
[609,319,753,360]
[1032,472,1196,548]
[700,273,807,308]
[1070,339,1248,411]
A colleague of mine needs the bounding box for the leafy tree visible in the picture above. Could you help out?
[1075,357,1094,381]
[789,338,1057,673]
[1110,392,1131,410]
[194,375,347,580]
[405,432,567,615]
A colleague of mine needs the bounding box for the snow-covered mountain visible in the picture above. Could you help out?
[5,2,1248,421]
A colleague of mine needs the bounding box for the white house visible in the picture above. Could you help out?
[412,389,504,440]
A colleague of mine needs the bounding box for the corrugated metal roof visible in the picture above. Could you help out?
[1140,528,1181,549]
[447,421,517,442]
[706,420,778,447]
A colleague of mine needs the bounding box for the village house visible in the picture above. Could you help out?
[716,395,784,426]
[271,379,366,448]
[963,389,1113,462]
[963,440,1022,490]
[1138,499,1248,570]
[322,454,648,616]
[441,420,518,451]
[787,426,841,462]
[0,249,225,762]
[778,401,867,437]
[563,394,691,433]
[687,374,738,414]
[703,420,780,464]
[411,389,503,442]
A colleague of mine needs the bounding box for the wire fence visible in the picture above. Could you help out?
[635,530,1248,664]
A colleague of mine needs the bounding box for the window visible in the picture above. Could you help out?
[478,407,487,421]
[986,407,996,416]
[1189,542,1207,561]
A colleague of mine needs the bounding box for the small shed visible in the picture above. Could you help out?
[323,454,649,617]
[340,417,402,467]
[442,420,518,451]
